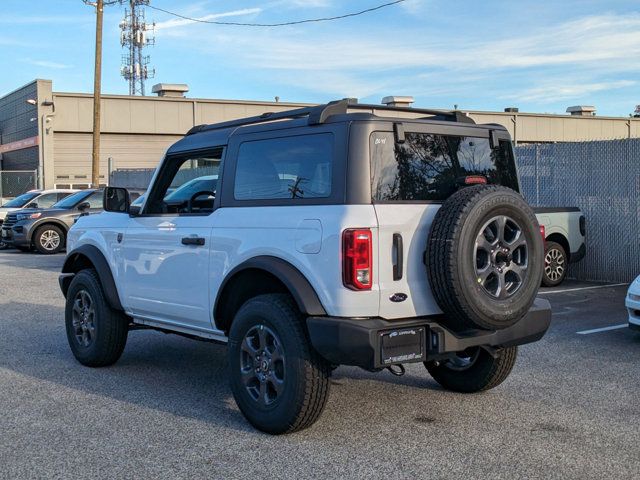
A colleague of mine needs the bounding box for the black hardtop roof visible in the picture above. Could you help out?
[167,99,509,154]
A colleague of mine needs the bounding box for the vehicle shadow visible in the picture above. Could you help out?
[0,302,440,434]
[0,250,65,271]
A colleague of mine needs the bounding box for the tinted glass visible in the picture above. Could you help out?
[234,134,333,200]
[35,193,59,208]
[165,176,218,203]
[371,132,519,202]
[145,150,222,215]
[86,192,104,209]
[2,192,38,208]
[52,190,93,209]
[57,192,72,201]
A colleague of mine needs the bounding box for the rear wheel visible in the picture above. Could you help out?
[542,241,567,287]
[34,224,65,254]
[228,294,330,434]
[425,346,517,393]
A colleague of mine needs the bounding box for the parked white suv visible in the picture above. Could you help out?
[59,100,551,434]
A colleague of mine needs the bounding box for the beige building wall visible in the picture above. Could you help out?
[46,90,640,189]
[50,92,313,188]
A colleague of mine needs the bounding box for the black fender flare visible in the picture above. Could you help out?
[214,256,326,321]
[60,244,123,311]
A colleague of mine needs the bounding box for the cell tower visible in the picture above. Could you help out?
[119,0,155,95]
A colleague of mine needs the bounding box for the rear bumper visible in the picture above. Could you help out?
[307,298,552,370]
[570,243,586,263]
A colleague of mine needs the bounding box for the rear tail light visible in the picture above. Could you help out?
[540,225,546,244]
[343,229,372,290]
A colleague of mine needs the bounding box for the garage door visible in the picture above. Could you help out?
[53,132,182,187]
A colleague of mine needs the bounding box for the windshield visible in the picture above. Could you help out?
[52,190,93,209]
[165,176,217,203]
[370,132,519,202]
[2,192,39,208]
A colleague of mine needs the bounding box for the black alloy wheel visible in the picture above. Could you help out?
[474,215,529,299]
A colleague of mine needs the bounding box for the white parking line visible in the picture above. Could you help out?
[576,324,628,335]
[539,283,629,295]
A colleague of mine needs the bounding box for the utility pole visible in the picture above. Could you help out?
[90,0,104,188]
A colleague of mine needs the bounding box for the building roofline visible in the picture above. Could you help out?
[52,91,314,108]
[0,79,51,100]
[48,89,638,122]
[463,109,639,121]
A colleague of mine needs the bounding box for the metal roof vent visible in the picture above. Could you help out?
[151,83,189,98]
[566,105,596,116]
[381,96,414,108]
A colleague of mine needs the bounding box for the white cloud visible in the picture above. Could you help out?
[155,8,263,31]
[23,59,71,69]
[157,11,640,104]
[503,80,637,103]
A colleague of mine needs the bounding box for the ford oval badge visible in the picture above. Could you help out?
[389,293,408,303]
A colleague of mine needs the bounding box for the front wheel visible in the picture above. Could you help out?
[65,269,129,367]
[34,224,65,254]
[228,294,331,434]
[542,241,567,287]
[424,346,517,393]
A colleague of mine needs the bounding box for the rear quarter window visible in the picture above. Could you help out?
[234,133,333,201]
[370,131,519,202]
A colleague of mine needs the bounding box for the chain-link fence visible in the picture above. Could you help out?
[515,139,640,283]
[0,170,38,202]
[110,168,156,190]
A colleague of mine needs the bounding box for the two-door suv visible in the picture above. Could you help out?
[60,100,551,434]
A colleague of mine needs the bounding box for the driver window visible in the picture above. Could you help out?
[145,148,223,215]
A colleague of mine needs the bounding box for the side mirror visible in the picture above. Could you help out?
[103,187,130,213]
[77,201,91,212]
[26,202,38,209]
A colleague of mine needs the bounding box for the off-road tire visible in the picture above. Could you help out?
[427,185,543,331]
[228,294,331,434]
[34,224,65,255]
[65,269,129,367]
[425,346,517,393]
[541,241,567,287]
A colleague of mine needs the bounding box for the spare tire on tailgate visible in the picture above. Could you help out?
[427,185,543,331]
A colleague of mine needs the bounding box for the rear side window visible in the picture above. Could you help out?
[370,132,519,202]
[34,193,59,208]
[234,133,333,200]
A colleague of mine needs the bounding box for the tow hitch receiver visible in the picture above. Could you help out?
[380,327,425,365]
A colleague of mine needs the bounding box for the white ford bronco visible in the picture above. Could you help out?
[60,100,551,434]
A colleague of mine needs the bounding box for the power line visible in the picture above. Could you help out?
[147,0,407,27]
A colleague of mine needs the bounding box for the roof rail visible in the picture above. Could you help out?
[347,103,475,124]
[185,99,473,135]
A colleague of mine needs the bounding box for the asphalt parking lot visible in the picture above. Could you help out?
[1,250,639,479]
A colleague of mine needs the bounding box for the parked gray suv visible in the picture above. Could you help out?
[2,189,104,254]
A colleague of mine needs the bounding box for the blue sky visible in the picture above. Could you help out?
[1,0,639,115]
